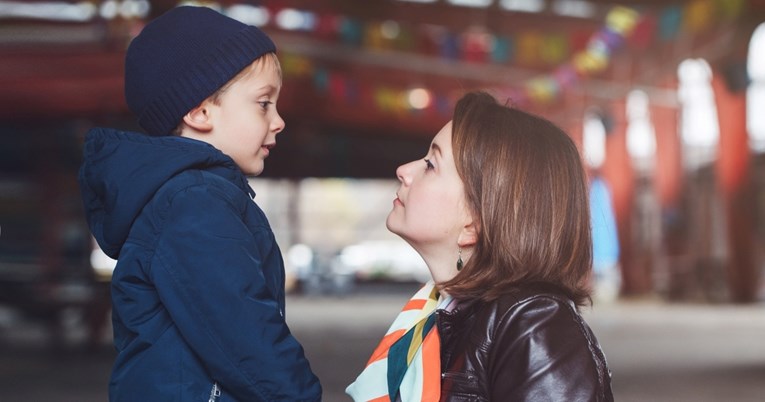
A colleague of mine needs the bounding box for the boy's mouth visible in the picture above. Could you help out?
[261,143,275,157]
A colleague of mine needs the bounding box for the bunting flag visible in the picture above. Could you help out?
[271,0,747,112]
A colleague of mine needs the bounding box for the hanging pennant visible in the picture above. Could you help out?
[659,6,682,41]
[491,36,513,63]
[313,68,330,93]
[683,0,715,34]
[280,53,313,77]
[716,0,745,20]
[605,6,640,36]
[526,77,559,104]
[553,65,579,89]
[339,17,363,46]
[629,15,657,49]
[517,32,543,66]
[440,32,460,60]
[573,50,608,75]
[541,34,568,65]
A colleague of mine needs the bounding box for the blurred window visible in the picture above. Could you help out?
[583,110,606,170]
[626,89,657,173]
[748,23,765,152]
[248,178,427,285]
[678,58,719,169]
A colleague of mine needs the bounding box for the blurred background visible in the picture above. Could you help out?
[1,0,765,401]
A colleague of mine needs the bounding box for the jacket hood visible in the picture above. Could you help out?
[78,128,252,259]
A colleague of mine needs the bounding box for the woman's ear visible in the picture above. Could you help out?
[182,103,213,132]
[457,219,479,247]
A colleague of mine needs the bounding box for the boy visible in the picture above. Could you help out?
[78,6,321,401]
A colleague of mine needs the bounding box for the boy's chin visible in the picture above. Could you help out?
[240,163,264,176]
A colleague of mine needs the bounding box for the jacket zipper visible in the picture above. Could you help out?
[208,382,221,402]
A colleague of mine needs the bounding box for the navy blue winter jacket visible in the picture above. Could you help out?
[79,128,321,401]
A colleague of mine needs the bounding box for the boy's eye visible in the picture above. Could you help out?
[424,158,434,171]
[258,101,273,110]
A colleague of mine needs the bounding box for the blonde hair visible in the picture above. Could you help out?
[208,52,282,105]
[173,52,282,135]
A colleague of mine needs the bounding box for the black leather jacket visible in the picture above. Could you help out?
[436,284,613,401]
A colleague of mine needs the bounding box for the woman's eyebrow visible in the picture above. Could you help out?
[430,142,442,157]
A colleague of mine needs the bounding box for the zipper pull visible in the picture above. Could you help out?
[208,382,221,402]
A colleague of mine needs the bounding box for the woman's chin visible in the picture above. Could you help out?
[384,215,398,235]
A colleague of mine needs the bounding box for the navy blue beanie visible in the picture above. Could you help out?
[125,6,276,136]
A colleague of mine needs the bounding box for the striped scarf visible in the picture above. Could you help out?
[346,282,451,402]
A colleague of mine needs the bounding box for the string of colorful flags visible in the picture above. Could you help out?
[495,0,746,106]
[274,0,747,115]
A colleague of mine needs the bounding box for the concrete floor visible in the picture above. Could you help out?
[1,283,764,401]
[289,287,765,402]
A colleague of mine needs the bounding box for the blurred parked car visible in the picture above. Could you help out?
[335,240,430,283]
[286,240,429,295]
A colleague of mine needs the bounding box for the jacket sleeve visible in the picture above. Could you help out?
[149,182,321,401]
[489,296,611,402]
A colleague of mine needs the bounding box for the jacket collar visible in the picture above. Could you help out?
[79,128,251,258]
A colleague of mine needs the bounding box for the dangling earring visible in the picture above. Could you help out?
[456,248,463,271]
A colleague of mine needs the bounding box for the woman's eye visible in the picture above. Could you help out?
[424,158,434,171]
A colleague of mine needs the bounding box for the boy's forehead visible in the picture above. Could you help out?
[250,55,281,79]
[241,59,282,89]
[255,55,280,73]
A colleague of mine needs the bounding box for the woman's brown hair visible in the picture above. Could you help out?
[440,91,593,307]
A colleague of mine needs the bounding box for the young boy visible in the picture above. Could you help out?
[78,6,321,401]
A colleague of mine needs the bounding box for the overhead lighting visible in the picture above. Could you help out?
[118,0,150,19]
[99,0,118,19]
[227,4,269,27]
[380,20,400,40]
[407,88,433,110]
[551,0,596,18]
[275,8,317,31]
[500,0,545,13]
[0,1,97,22]
[447,0,493,7]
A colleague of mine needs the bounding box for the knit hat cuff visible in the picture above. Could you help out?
[138,26,276,136]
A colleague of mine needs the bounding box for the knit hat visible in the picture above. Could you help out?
[124,6,276,136]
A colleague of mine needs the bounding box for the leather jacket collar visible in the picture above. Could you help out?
[436,284,614,401]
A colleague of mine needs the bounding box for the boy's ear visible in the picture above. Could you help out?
[182,103,213,132]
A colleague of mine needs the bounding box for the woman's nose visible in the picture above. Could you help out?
[396,161,415,185]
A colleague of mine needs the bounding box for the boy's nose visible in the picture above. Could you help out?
[273,113,285,134]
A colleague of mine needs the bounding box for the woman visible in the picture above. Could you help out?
[347,91,614,401]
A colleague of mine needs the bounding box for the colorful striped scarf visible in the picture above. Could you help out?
[346,282,451,402]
